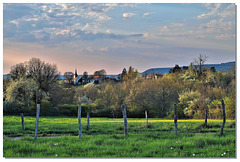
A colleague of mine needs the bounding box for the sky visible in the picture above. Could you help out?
[3,3,236,75]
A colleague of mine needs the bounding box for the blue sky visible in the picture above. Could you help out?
[3,3,236,74]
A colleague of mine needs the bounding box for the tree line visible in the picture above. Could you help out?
[3,56,235,119]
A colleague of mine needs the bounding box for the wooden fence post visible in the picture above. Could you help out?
[174,104,178,136]
[145,110,148,127]
[87,112,90,130]
[34,104,40,140]
[205,109,208,127]
[220,99,226,136]
[78,104,82,139]
[122,104,128,137]
[20,113,25,131]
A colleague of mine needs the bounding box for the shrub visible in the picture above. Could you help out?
[3,102,26,115]
[91,108,112,117]
[58,104,87,116]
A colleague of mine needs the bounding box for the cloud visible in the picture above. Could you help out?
[10,20,19,25]
[106,29,111,34]
[143,12,151,16]
[82,23,90,31]
[99,47,108,52]
[122,13,136,18]
[197,3,222,19]
[197,3,235,20]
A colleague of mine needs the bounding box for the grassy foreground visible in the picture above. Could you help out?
[3,116,236,158]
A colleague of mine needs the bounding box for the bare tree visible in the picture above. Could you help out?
[10,63,27,80]
[193,54,207,77]
[26,58,60,103]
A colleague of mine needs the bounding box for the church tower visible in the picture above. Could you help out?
[74,68,78,78]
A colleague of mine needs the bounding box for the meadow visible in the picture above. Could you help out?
[3,116,236,158]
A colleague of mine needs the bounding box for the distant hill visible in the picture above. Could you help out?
[142,61,235,75]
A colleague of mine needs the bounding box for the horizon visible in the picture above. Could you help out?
[3,60,235,75]
[3,3,236,75]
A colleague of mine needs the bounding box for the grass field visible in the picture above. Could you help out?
[3,116,236,158]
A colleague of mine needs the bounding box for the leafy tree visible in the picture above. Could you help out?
[112,83,126,117]
[126,79,156,116]
[84,84,98,102]
[3,78,11,101]
[94,69,106,82]
[169,64,181,73]
[155,75,179,117]
[121,68,127,81]
[123,66,138,81]
[5,77,47,107]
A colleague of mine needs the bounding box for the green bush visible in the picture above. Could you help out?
[40,99,59,116]
[3,102,27,115]
[91,108,113,117]
[58,104,87,116]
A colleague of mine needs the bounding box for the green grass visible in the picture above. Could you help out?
[3,116,236,158]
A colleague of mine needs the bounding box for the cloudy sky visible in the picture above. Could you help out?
[3,3,236,74]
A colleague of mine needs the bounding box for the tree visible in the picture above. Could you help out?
[112,83,126,117]
[126,79,156,116]
[26,58,60,95]
[155,75,179,117]
[94,69,106,82]
[5,77,47,107]
[121,68,127,81]
[64,72,74,84]
[3,77,11,101]
[9,58,60,104]
[169,64,181,73]
[189,62,194,75]
[83,71,88,84]
[84,84,98,102]
[193,54,207,77]
[10,63,27,80]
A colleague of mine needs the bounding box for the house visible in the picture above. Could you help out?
[93,76,101,84]
[88,75,95,83]
[73,76,82,85]
[146,73,158,79]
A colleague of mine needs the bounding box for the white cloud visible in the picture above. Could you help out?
[143,12,151,16]
[10,20,19,25]
[122,13,136,18]
[99,47,108,52]
[82,23,90,31]
[197,3,222,19]
[106,29,111,34]
[218,4,235,18]
[56,29,70,36]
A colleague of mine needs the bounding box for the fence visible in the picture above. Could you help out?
[19,100,227,140]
